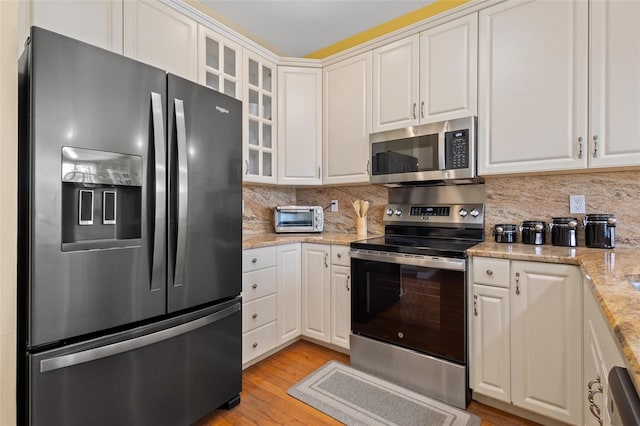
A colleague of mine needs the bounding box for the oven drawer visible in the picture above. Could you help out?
[472,257,510,287]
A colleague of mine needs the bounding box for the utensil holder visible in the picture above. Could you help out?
[356,217,367,236]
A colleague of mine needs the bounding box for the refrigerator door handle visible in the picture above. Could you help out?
[174,98,189,288]
[150,92,166,292]
[39,302,240,373]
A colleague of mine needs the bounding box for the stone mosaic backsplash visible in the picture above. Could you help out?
[243,169,640,247]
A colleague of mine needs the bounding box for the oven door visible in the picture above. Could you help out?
[350,250,467,364]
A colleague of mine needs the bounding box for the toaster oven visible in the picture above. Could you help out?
[274,206,324,233]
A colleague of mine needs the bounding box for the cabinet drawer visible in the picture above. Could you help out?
[242,321,277,364]
[331,245,350,267]
[473,257,510,287]
[242,266,276,302]
[242,294,277,333]
[242,246,277,272]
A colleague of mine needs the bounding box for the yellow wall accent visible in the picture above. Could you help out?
[304,0,472,59]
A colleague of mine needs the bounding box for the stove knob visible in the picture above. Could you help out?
[394,209,402,216]
[386,208,394,216]
[470,208,480,218]
[459,208,468,217]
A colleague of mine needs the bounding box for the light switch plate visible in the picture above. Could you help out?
[569,195,585,214]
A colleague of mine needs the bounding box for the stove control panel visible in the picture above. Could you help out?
[384,203,484,228]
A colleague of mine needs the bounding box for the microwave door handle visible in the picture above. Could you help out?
[150,92,166,292]
[438,130,446,170]
[173,98,189,288]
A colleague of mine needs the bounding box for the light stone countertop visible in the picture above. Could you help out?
[468,242,640,395]
[242,232,377,249]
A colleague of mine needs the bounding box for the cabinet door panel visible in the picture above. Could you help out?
[471,284,510,402]
[478,0,588,174]
[331,264,351,349]
[511,261,582,425]
[277,244,302,344]
[301,244,330,343]
[420,13,477,122]
[590,0,640,168]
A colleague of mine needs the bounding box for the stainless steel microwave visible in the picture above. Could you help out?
[369,116,478,185]
[274,206,324,233]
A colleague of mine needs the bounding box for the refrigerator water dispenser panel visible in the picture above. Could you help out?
[61,147,143,251]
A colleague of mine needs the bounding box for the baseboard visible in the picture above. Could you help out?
[242,336,349,370]
[472,393,572,426]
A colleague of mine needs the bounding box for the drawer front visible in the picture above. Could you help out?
[242,294,277,333]
[242,267,277,302]
[473,257,510,288]
[242,321,277,364]
[331,245,350,267]
[242,246,277,272]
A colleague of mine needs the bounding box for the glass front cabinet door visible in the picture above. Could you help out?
[198,26,242,100]
[243,51,277,183]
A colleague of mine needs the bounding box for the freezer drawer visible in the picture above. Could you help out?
[27,300,241,426]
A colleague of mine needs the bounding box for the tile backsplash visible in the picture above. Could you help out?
[243,169,640,247]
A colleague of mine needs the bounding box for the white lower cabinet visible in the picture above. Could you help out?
[276,244,302,345]
[583,272,625,426]
[471,257,582,425]
[301,243,351,348]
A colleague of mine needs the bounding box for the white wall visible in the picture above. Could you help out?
[0,1,18,425]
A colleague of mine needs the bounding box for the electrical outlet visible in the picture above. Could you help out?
[331,200,338,212]
[569,195,586,214]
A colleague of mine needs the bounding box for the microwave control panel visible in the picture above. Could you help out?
[444,129,469,169]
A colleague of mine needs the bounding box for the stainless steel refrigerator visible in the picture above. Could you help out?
[18,27,242,426]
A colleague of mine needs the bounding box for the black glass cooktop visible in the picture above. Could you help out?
[351,235,480,258]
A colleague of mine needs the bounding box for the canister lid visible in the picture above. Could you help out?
[584,213,616,226]
[494,224,517,233]
[522,220,546,227]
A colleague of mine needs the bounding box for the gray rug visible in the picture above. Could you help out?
[288,361,481,426]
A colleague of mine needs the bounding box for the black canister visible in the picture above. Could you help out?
[494,224,517,243]
[550,217,579,247]
[584,214,616,248]
[521,221,546,245]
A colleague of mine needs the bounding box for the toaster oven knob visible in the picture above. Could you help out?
[459,208,468,217]
[470,208,480,218]
[394,209,402,216]
[386,208,394,216]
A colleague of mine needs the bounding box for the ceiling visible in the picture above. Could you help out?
[195,0,437,58]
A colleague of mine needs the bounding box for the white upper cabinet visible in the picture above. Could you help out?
[323,52,373,185]
[478,0,588,175]
[198,25,242,100]
[277,66,322,185]
[419,13,477,123]
[243,52,277,184]
[20,0,123,54]
[373,35,419,132]
[589,0,640,168]
[124,1,197,80]
[373,13,478,133]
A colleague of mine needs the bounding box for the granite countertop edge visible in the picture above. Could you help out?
[469,241,640,395]
[242,232,376,249]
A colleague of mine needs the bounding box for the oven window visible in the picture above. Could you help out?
[351,259,465,364]
[277,211,312,227]
[371,134,439,175]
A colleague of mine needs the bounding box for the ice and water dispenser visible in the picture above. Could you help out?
[61,147,142,251]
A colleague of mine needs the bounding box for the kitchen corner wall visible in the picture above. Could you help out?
[484,170,640,247]
[243,184,388,235]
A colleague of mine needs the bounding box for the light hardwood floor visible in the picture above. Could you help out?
[195,340,540,425]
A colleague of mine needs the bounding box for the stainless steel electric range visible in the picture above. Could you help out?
[349,184,485,409]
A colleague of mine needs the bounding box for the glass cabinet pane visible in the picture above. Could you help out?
[248,89,259,117]
[224,46,236,77]
[224,80,236,98]
[249,120,259,146]
[248,149,259,175]
[262,65,272,92]
[263,123,272,148]
[263,152,272,176]
[205,72,219,91]
[249,59,259,87]
[206,38,220,70]
[262,95,272,120]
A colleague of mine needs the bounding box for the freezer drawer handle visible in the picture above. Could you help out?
[150,92,166,292]
[173,98,189,288]
[39,303,240,373]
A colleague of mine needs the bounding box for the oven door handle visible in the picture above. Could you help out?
[350,249,466,271]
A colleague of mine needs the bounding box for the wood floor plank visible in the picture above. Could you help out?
[195,340,540,426]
